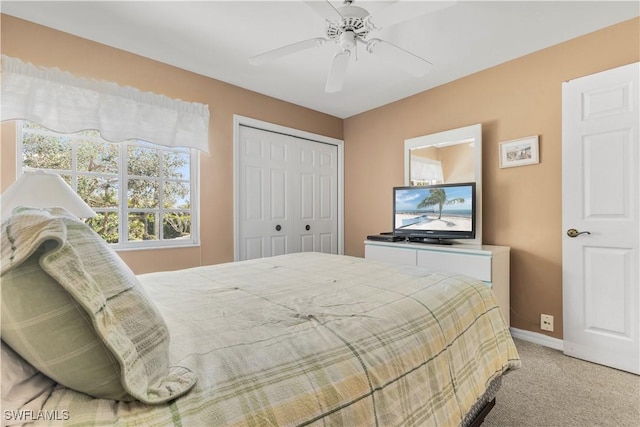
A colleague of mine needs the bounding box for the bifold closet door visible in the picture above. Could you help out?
[237,126,338,261]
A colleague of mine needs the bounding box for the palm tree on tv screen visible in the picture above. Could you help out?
[417,188,465,219]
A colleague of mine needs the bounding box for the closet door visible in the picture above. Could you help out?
[238,126,293,260]
[237,126,338,260]
[295,139,338,254]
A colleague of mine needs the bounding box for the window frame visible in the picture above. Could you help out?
[17,121,200,250]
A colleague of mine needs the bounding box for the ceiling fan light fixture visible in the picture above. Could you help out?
[338,31,357,50]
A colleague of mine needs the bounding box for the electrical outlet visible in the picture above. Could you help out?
[540,314,554,332]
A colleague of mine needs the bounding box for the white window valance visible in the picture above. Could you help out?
[411,156,444,184]
[1,55,210,154]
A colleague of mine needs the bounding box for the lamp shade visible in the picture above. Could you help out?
[1,171,97,220]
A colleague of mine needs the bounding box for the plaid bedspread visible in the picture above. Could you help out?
[36,252,520,426]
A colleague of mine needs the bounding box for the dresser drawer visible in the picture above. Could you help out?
[365,244,417,266]
[416,250,492,282]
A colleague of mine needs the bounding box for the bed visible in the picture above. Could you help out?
[1,208,520,426]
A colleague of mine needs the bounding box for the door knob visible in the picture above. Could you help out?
[275,224,282,231]
[305,225,311,231]
[567,228,591,238]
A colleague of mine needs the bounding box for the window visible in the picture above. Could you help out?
[410,157,444,186]
[18,121,199,249]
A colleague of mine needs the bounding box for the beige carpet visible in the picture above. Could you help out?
[484,338,640,427]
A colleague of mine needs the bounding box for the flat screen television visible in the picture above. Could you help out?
[393,182,476,244]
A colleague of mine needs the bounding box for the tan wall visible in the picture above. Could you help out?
[0,15,343,273]
[344,18,640,339]
[439,143,474,182]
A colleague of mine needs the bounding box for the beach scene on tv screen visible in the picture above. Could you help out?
[395,186,473,231]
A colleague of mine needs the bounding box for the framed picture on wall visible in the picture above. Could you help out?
[499,135,539,168]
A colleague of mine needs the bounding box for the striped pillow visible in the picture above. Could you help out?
[0,208,197,403]
[1,247,130,400]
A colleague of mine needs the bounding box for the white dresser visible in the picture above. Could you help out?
[364,240,510,325]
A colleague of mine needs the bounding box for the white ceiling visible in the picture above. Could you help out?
[2,1,638,118]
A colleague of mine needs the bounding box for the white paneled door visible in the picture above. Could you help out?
[562,62,639,374]
[237,125,338,261]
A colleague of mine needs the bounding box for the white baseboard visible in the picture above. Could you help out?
[509,327,564,351]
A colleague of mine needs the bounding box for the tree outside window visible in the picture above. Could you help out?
[19,121,198,248]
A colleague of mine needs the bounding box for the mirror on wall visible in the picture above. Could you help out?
[404,124,482,245]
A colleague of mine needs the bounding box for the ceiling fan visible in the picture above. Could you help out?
[249,0,455,93]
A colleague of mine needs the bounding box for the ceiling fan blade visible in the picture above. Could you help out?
[303,1,343,22]
[249,38,327,66]
[366,39,432,77]
[367,0,457,30]
[325,50,351,93]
